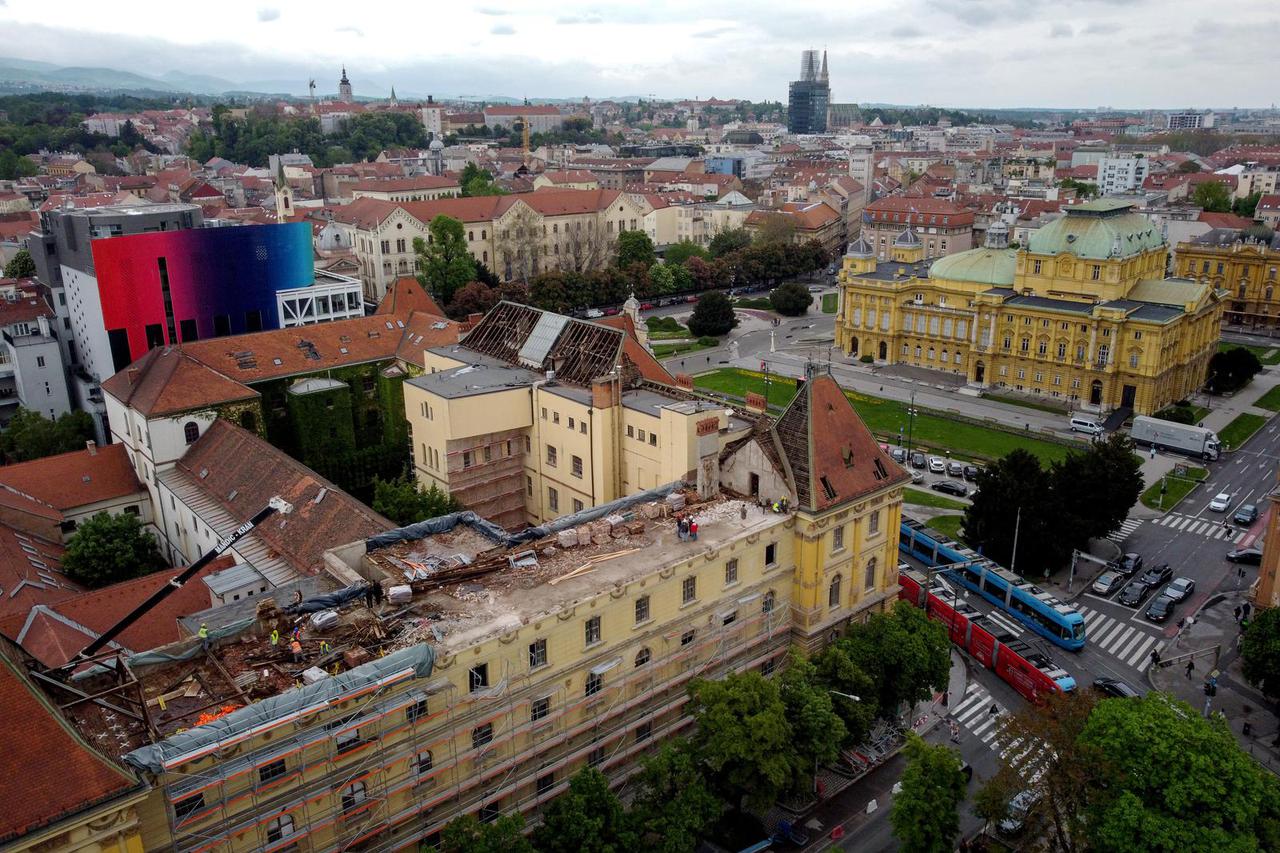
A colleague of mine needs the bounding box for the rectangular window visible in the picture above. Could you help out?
[635,721,652,742]
[682,576,697,604]
[1091,265,1101,280]
[649,433,658,446]
[529,638,547,669]
[573,498,584,512]
[681,629,696,646]
[553,411,560,424]
[472,723,493,749]
[588,746,605,767]
[725,558,739,585]
[173,794,204,821]
[585,615,601,645]
[541,407,547,419]
[470,663,489,692]
[546,445,557,466]
[530,696,550,722]
[406,699,428,724]
[526,475,533,496]
[626,425,634,437]
[832,526,844,552]
[463,450,473,469]
[585,672,603,697]
[765,542,777,566]
[572,455,583,477]
[723,610,738,626]
[637,429,646,442]
[548,487,559,512]
[635,595,650,624]
[869,510,880,535]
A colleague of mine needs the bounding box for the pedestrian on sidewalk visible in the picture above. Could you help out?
[1150,445,1157,458]
[1244,602,1253,620]
[949,720,961,743]
[1186,659,1195,679]
[1150,648,1161,668]
[1235,605,1243,622]
[988,703,999,718]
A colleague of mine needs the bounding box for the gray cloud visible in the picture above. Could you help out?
[889,25,925,38]
[1050,22,1074,37]
[491,23,516,35]
[257,7,279,22]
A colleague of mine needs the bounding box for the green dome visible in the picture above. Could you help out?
[1028,199,1164,260]
[928,247,1016,286]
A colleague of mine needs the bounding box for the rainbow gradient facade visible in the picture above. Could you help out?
[88,223,312,372]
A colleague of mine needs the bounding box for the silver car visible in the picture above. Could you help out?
[1092,570,1123,596]
[1164,576,1195,603]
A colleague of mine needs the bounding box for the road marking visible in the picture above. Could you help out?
[1176,517,1194,530]
[1104,625,1137,654]
[1126,635,1160,668]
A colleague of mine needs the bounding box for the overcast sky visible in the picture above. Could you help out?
[0,0,1275,108]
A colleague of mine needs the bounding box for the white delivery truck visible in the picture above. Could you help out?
[1129,415,1221,460]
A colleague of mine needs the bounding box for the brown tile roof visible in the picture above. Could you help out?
[395,310,465,366]
[176,421,393,574]
[352,175,461,193]
[377,276,444,317]
[0,295,53,326]
[1258,194,1280,212]
[400,195,508,224]
[504,188,623,217]
[773,373,909,513]
[1199,211,1254,230]
[539,170,598,185]
[484,105,562,116]
[328,196,399,229]
[0,524,75,625]
[100,347,260,418]
[0,444,143,512]
[0,636,143,843]
[864,196,974,226]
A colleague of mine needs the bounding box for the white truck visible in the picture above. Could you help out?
[1129,415,1221,460]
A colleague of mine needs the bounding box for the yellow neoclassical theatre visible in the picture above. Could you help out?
[834,199,1225,415]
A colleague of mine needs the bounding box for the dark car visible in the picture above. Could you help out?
[1117,552,1144,575]
[1137,564,1173,588]
[1117,580,1150,607]
[947,461,964,477]
[962,464,981,481]
[1227,547,1263,565]
[911,451,927,469]
[1092,677,1140,698]
[1234,504,1259,526]
[1145,594,1175,623]
[931,480,969,497]
[891,447,907,463]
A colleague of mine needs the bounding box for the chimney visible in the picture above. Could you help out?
[85,440,97,455]
[127,367,139,385]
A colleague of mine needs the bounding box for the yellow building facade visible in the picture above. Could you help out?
[835,200,1225,415]
[1174,230,1280,329]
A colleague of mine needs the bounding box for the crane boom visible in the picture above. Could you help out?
[71,497,294,664]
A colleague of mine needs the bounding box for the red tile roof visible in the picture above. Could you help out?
[747,201,840,232]
[0,444,143,512]
[864,195,974,226]
[395,310,466,365]
[1258,194,1280,213]
[506,188,624,217]
[100,347,261,418]
[1199,211,1254,230]
[0,524,75,624]
[0,636,143,844]
[0,294,53,326]
[352,175,461,193]
[538,170,598,185]
[484,105,562,116]
[377,277,444,317]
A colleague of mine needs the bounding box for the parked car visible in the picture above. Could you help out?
[1117,580,1151,607]
[684,295,699,303]
[1209,492,1232,512]
[1145,594,1175,623]
[1091,570,1124,596]
[1234,504,1259,525]
[928,456,947,473]
[584,308,604,319]
[1164,576,1195,602]
[1227,547,1264,565]
[911,451,927,469]
[891,447,906,463]
[947,461,964,477]
[639,301,655,310]
[963,464,981,481]
[931,480,969,497]
[1117,552,1144,575]
[1137,564,1173,588]
[910,470,925,484]
[998,790,1041,835]
[1092,677,1140,698]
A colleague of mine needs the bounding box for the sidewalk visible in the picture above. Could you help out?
[1148,589,1280,777]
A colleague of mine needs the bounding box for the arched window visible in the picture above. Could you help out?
[828,574,842,608]
[635,647,651,667]
[183,421,199,445]
[762,590,776,614]
[864,557,878,591]
[416,750,433,778]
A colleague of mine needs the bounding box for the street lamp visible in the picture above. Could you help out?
[830,690,862,702]
[905,391,918,456]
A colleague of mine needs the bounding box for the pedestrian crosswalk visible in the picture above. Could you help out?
[950,683,1051,783]
[1148,513,1246,542]
[1076,604,1166,669]
[1107,518,1143,543]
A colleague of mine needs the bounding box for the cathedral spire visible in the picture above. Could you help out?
[819,50,829,83]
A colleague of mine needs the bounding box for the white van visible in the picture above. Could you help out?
[1069,416,1104,436]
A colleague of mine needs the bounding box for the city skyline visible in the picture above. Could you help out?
[0,0,1276,108]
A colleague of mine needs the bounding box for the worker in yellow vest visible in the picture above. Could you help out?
[270,628,280,647]
[198,623,210,652]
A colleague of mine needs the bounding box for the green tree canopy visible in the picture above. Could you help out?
[754,214,797,246]
[615,230,657,269]
[1192,180,1233,213]
[532,768,636,853]
[686,291,738,337]
[627,738,723,853]
[415,215,476,307]
[778,649,846,795]
[459,163,505,197]
[890,733,967,853]
[1234,191,1263,219]
[664,240,710,266]
[769,282,813,316]
[1177,160,1203,173]
[1242,607,1280,701]
[371,473,462,526]
[812,640,879,745]
[3,249,36,279]
[838,601,950,718]
[438,814,536,853]
[709,228,752,258]
[649,261,676,295]
[62,511,166,588]
[687,670,794,813]
[1050,433,1144,544]
[1208,346,1263,394]
[1079,693,1280,852]
[447,281,498,319]
[0,408,96,463]
[962,448,1063,569]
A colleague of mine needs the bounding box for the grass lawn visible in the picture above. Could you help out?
[1252,386,1280,413]
[821,293,838,314]
[734,297,773,310]
[926,515,965,542]
[904,487,967,510]
[694,368,1075,464]
[1140,466,1208,511]
[1219,341,1280,366]
[1219,412,1269,450]
[645,317,689,341]
[983,392,1070,415]
[653,339,717,358]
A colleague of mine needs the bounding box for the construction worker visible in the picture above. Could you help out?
[320,639,331,656]
[198,623,210,653]
[290,639,303,664]
[270,628,280,647]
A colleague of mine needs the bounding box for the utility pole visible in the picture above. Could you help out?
[905,391,918,456]
[1010,506,1022,576]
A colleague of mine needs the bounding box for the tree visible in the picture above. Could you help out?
[649,262,676,295]
[628,739,723,853]
[778,650,846,795]
[812,640,879,745]
[1058,178,1100,199]
[1192,180,1233,213]
[1234,191,1263,219]
[664,240,710,266]
[769,282,813,316]
[1242,607,1280,702]
[838,601,950,719]
[709,228,752,258]
[686,291,737,337]
[962,448,1064,569]
[615,230,656,269]
[1207,346,1263,394]
[0,148,37,180]
[370,473,462,525]
[754,214,797,246]
[447,281,499,319]
[1079,693,1280,852]
[1177,160,1203,173]
[62,511,165,588]
[532,768,636,853]
[687,670,794,813]
[3,249,36,279]
[1050,433,1144,543]
[0,408,96,463]
[415,215,476,306]
[438,813,536,853]
[890,733,966,853]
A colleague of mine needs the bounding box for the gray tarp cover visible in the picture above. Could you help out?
[364,480,684,552]
[122,644,435,775]
[285,582,369,615]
